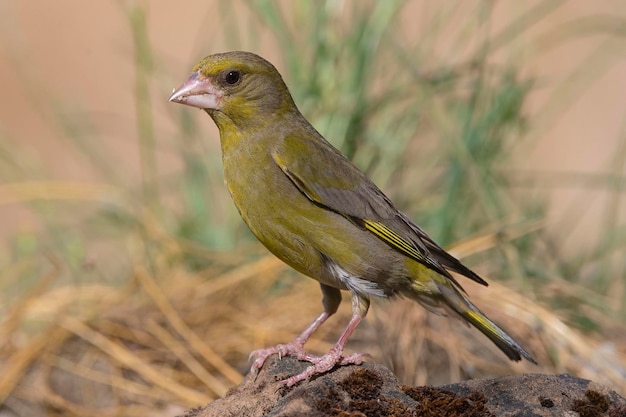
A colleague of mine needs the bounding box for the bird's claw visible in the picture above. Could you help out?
[279,350,371,387]
[249,341,308,372]
[250,338,371,387]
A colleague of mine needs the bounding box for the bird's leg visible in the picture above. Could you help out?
[281,292,371,387]
[249,284,341,372]
[249,310,330,371]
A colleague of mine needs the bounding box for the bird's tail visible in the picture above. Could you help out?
[410,277,537,364]
[458,303,536,363]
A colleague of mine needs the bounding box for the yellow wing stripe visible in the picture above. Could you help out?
[363,220,426,263]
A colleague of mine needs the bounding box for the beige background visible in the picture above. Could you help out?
[1,1,624,259]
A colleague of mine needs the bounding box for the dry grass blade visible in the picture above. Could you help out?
[134,267,243,386]
[49,355,165,401]
[0,256,62,404]
[195,255,285,298]
[446,220,544,259]
[60,317,207,406]
[0,254,59,346]
[35,387,128,417]
[0,325,68,405]
[0,181,125,206]
[146,319,228,398]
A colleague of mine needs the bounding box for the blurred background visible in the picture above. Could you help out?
[1,1,625,415]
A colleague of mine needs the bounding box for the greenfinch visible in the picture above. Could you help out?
[169,51,536,386]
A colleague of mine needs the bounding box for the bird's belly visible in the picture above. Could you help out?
[239,190,347,288]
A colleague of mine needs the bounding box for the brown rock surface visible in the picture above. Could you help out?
[443,373,626,417]
[179,356,626,417]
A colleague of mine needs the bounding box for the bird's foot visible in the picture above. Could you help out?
[281,349,371,387]
[249,341,309,372]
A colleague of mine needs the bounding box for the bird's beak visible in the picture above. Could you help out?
[169,71,223,110]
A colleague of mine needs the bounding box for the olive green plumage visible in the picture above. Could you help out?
[169,51,536,384]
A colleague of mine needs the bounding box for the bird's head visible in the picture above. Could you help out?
[169,51,297,130]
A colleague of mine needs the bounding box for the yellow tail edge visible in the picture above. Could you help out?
[462,309,537,364]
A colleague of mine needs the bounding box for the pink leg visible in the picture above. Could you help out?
[281,292,371,387]
[249,310,331,371]
[250,283,342,372]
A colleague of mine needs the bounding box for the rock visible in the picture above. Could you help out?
[443,373,626,417]
[178,356,626,417]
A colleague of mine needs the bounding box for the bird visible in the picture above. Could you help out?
[169,51,536,386]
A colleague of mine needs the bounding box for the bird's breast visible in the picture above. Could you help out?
[221,141,330,279]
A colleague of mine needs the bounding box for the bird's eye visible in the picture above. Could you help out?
[224,70,241,85]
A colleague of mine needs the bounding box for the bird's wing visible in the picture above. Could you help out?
[272,134,487,287]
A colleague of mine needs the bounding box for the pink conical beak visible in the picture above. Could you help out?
[169,71,223,110]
